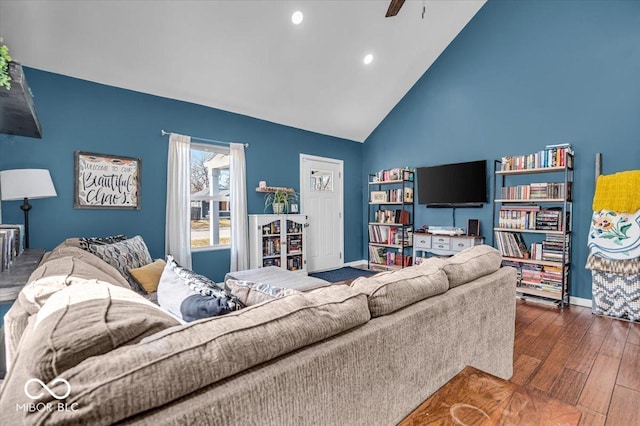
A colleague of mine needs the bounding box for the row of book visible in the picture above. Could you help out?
[0,225,25,272]
[287,235,302,254]
[373,209,410,225]
[262,237,281,257]
[500,143,574,171]
[499,182,571,200]
[287,255,303,271]
[497,207,568,231]
[368,225,413,246]
[369,246,413,267]
[371,168,414,182]
[495,231,570,263]
[502,260,568,294]
[371,188,414,203]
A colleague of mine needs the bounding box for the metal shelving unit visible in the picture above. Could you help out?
[492,150,574,308]
[367,170,415,271]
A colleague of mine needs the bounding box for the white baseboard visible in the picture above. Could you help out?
[344,259,367,268]
[569,296,592,308]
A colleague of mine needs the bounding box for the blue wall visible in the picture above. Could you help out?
[364,0,640,299]
[0,69,363,281]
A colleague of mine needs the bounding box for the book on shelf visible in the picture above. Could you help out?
[500,144,573,171]
[494,231,530,259]
[499,182,571,201]
[372,167,414,182]
[498,207,569,231]
[374,209,410,224]
[368,224,413,246]
[501,259,568,294]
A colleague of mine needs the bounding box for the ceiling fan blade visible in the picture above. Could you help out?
[385,0,406,17]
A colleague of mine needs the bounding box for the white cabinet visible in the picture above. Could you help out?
[249,214,308,273]
[413,234,484,262]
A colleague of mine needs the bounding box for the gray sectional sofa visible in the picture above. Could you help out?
[1,243,516,425]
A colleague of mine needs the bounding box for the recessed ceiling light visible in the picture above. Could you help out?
[364,54,374,65]
[292,11,303,25]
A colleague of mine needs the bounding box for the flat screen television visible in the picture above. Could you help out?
[417,160,487,207]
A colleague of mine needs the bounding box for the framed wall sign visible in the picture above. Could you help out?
[370,191,388,204]
[74,151,141,209]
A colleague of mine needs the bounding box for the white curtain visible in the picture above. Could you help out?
[230,143,248,272]
[165,133,192,269]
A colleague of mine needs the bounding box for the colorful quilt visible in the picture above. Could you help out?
[588,209,640,260]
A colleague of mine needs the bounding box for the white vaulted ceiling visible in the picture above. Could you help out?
[0,1,485,142]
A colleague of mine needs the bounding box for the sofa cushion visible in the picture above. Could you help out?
[40,245,131,289]
[24,286,370,425]
[226,279,302,306]
[441,245,503,288]
[129,259,166,293]
[157,256,243,322]
[19,256,133,315]
[350,264,448,317]
[89,235,153,293]
[23,280,179,383]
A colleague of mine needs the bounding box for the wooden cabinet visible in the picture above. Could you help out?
[249,214,308,273]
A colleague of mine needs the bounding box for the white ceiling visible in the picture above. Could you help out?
[0,0,485,142]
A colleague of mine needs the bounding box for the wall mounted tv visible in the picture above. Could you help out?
[417,160,487,207]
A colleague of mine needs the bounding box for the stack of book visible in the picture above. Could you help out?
[0,224,25,271]
[535,208,563,231]
[542,234,570,263]
[500,143,573,171]
[368,225,413,246]
[384,188,413,203]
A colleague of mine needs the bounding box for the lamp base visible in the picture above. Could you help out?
[20,197,32,249]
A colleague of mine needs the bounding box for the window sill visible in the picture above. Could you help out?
[191,245,231,253]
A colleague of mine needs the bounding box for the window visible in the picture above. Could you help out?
[190,143,231,249]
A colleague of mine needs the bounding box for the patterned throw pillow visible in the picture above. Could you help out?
[89,236,153,294]
[226,279,302,306]
[78,234,128,251]
[166,256,224,296]
[157,256,244,321]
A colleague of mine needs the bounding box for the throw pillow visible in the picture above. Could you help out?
[25,279,179,383]
[89,235,153,294]
[78,234,128,251]
[226,279,302,306]
[129,259,166,293]
[157,256,244,322]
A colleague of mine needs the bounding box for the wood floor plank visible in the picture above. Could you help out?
[628,322,640,345]
[552,305,586,327]
[577,405,606,426]
[559,309,596,347]
[523,309,562,337]
[565,332,606,375]
[548,368,588,406]
[510,354,541,387]
[599,319,630,359]
[530,343,576,392]
[586,315,613,337]
[605,385,640,426]
[616,342,640,392]
[524,324,566,360]
[577,354,621,414]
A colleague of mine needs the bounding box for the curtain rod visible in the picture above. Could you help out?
[161,130,249,148]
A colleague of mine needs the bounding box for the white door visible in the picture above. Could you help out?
[300,154,344,272]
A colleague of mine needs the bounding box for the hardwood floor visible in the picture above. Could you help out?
[512,300,640,425]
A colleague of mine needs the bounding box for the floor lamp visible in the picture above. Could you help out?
[0,169,57,249]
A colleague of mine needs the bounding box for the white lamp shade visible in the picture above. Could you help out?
[0,169,57,201]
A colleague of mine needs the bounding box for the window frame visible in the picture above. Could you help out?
[189,142,232,251]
